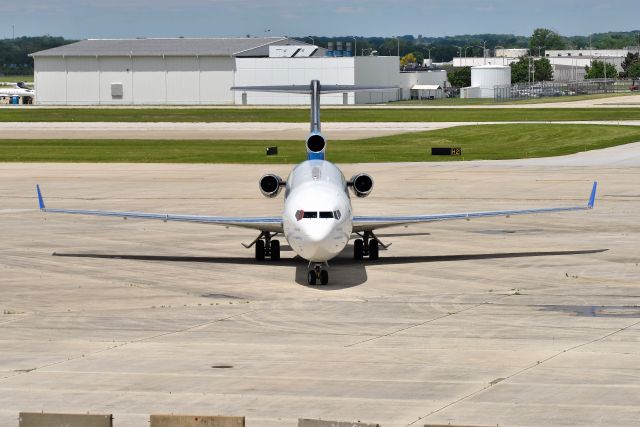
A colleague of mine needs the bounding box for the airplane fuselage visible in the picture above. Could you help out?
[282,160,352,262]
[0,88,34,97]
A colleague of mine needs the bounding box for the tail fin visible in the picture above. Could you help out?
[231,80,396,160]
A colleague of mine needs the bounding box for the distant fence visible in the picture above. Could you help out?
[494,79,638,102]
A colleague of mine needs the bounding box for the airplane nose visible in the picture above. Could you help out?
[297,222,344,261]
[305,225,332,243]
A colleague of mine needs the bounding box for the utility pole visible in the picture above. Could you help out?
[12,24,15,39]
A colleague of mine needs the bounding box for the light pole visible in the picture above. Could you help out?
[464,46,472,58]
[350,36,357,57]
[425,46,434,66]
[473,43,487,65]
[305,36,315,46]
[536,46,545,57]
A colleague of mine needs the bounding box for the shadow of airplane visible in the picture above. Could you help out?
[53,248,608,290]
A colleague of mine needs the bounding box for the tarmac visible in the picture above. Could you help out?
[1,120,640,140]
[1,144,639,426]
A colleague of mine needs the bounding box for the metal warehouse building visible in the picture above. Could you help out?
[30,37,447,105]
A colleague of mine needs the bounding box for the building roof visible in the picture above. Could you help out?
[412,84,442,90]
[30,37,317,58]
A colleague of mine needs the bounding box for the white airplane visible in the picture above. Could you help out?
[36,80,598,285]
[0,81,34,98]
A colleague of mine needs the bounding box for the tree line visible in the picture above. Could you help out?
[1,30,638,77]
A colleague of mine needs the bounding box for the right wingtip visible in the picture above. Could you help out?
[588,181,598,209]
[36,184,45,210]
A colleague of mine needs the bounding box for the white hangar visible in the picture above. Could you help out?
[30,37,448,105]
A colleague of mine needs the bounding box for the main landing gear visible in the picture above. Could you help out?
[307,263,329,286]
[243,231,281,261]
[353,231,389,260]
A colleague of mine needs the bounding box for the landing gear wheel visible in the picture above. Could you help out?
[354,239,364,260]
[320,270,329,286]
[369,239,379,260]
[307,270,317,286]
[255,240,265,261]
[270,239,280,261]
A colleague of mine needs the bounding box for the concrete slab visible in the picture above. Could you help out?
[150,414,244,427]
[19,412,112,427]
[299,419,380,427]
[0,147,639,426]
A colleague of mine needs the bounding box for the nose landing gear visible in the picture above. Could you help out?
[307,263,329,286]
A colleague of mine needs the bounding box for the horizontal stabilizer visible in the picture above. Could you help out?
[231,84,397,94]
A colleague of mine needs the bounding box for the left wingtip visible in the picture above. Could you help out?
[588,181,597,209]
[36,184,45,210]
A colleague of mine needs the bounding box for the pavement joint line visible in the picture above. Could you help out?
[0,308,258,384]
[405,317,640,426]
[344,294,512,348]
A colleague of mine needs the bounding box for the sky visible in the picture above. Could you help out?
[4,0,640,40]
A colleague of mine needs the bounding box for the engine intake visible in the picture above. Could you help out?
[349,173,374,198]
[259,174,284,198]
[306,133,326,160]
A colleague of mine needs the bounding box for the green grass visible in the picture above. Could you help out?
[393,92,638,106]
[2,124,639,163]
[0,75,33,83]
[2,107,640,122]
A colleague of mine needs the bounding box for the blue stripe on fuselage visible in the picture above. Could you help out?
[307,152,325,161]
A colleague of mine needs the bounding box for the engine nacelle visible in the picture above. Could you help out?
[306,133,326,160]
[259,174,285,198]
[349,173,374,198]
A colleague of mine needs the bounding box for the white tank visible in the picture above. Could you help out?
[471,65,511,98]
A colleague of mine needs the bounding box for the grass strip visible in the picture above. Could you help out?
[2,108,640,123]
[1,124,639,163]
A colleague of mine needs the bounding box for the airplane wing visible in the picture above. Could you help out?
[36,185,283,233]
[352,182,597,232]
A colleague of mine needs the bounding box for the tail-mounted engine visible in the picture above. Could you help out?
[348,173,374,198]
[259,174,285,198]
[306,133,326,160]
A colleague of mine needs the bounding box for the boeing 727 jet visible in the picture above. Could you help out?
[36,80,597,285]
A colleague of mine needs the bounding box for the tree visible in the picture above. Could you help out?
[534,57,553,81]
[510,57,531,83]
[585,60,618,79]
[621,52,640,77]
[510,56,553,83]
[627,62,640,82]
[529,28,565,55]
[447,67,471,88]
[400,53,417,67]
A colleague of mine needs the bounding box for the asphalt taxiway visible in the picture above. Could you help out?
[1,145,639,426]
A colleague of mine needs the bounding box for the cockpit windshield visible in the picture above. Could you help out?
[297,210,342,220]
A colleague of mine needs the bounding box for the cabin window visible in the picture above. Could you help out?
[303,211,318,219]
[334,210,342,220]
[319,211,334,218]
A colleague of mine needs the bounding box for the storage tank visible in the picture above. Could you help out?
[470,65,511,98]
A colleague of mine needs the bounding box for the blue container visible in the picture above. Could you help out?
[10,96,20,105]
[334,50,344,57]
[325,50,334,57]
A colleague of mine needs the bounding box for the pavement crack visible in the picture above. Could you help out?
[0,309,257,383]
[405,317,640,426]
[345,294,511,348]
